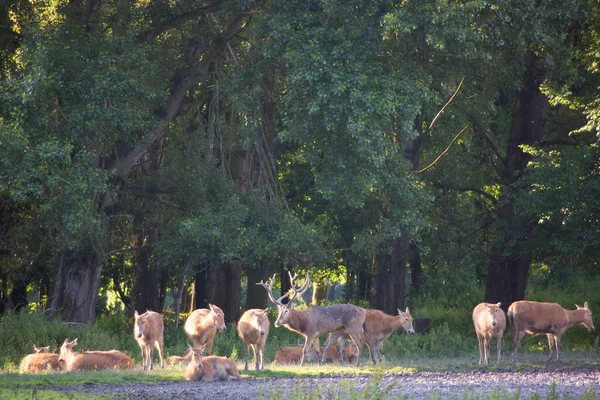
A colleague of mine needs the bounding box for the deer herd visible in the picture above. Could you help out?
[19,272,595,380]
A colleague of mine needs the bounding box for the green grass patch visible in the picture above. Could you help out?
[0,387,106,399]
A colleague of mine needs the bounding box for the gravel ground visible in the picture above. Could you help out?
[51,368,600,399]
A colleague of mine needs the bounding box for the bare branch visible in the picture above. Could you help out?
[418,125,470,173]
[429,77,465,130]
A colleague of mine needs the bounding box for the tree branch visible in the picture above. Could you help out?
[418,124,470,173]
[114,12,250,178]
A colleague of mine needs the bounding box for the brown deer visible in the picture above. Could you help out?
[167,348,192,366]
[472,302,506,365]
[184,345,240,381]
[326,308,415,364]
[257,272,366,367]
[237,308,270,371]
[59,338,134,372]
[274,346,320,364]
[508,300,594,363]
[19,344,61,373]
[184,304,226,355]
[321,340,359,365]
[134,310,165,371]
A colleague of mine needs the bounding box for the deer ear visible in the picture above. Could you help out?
[263,308,269,314]
[496,302,502,308]
[405,307,410,314]
[200,345,207,355]
[584,301,589,309]
[576,304,582,309]
[134,310,139,318]
[62,338,69,346]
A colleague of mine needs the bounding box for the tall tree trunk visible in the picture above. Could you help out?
[49,250,103,323]
[409,241,422,292]
[245,263,271,310]
[193,265,209,311]
[485,53,549,309]
[131,215,160,313]
[312,276,328,305]
[210,261,242,324]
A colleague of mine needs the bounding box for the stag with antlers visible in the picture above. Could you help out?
[257,272,366,367]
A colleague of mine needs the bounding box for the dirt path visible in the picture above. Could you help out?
[52,368,600,399]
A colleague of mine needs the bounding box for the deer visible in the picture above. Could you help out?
[325,307,415,364]
[134,310,165,371]
[257,271,366,367]
[184,345,240,382]
[237,308,270,371]
[59,338,134,372]
[472,302,506,365]
[167,348,193,366]
[19,344,62,373]
[275,346,320,364]
[508,300,594,363]
[184,304,227,355]
[321,339,359,365]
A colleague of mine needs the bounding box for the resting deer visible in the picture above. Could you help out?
[257,272,366,367]
[184,345,240,381]
[59,338,134,371]
[19,344,61,373]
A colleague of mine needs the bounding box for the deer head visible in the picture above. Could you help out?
[257,272,310,328]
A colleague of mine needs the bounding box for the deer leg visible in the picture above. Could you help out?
[322,333,337,364]
[496,335,502,364]
[483,336,490,365]
[149,345,154,371]
[256,344,263,371]
[512,330,525,363]
[546,334,554,361]
[300,335,315,367]
[155,340,164,368]
[476,333,484,365]
[244,343,250,371]
[555,335,562,362]
[347,331,363,367]
[251,344,259,371]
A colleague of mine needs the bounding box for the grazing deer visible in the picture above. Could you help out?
[59,338,134,372]
[19,344,61,373]
[257,272,366,367]
[184,345,240,381]
[472,302,506,365]
[237,308,270,371]
[508,300,594,363]
[184,304,227,355]
[134,310,165,371]
[326,308,415,364]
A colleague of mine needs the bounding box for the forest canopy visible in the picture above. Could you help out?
[0,0,599,324]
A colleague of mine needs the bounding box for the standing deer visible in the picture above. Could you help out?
[59,338,134,371]
[237,308,270,371]
[184,304,226,355]
[508,300,594,363]
[257,272,366,367]
[326,308,415,364]
[472,302,506,365]
[184,345,240,382]
[134,310,165,371]
[19,344,61,373]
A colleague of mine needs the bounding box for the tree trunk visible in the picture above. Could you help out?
[245,263,271,310]
[312,276,328,305]
[409,241,422,292]
[210,261,242,324]
[49,249,103,323]
[131,215,160,314]
[193,265,209,311]
[485,53,549,309]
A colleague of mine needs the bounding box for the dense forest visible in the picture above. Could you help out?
[0,0,599,326]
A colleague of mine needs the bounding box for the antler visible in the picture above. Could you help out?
[288,271,311,303]
[256,274,288,306]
